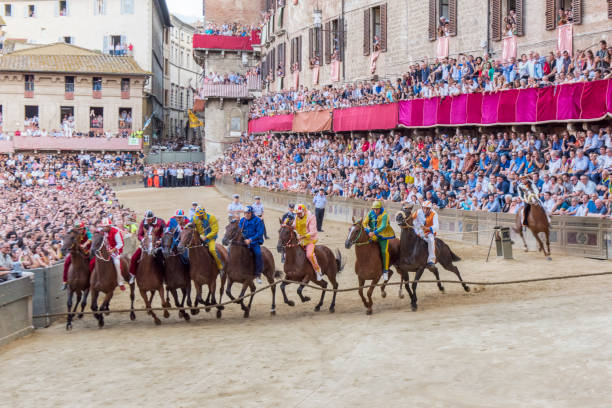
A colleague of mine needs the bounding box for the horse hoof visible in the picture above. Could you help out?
[411,305,418,312]
[130,312,136,321]
[329,307,335,314]
[546,256,552,261]
[285,300,295,307]
[218,305,225,311]
[184,312,191,321]
[163,311,170,319]
[204,307,211,313]
[98,319,104,328]
[314,305,321,312]
[243,310,250,318]
[104,311,110,316]
[464,285,471,292]
[66,323,72,331]
[154,318,162,326]
[216,310,222,319]
[270,309,276,316]
[302,296,311,303]
[191,309,199,315]
[399,294,405,299]
[439,287,445,293]
[366,309,372,315]
[381,291,387,298]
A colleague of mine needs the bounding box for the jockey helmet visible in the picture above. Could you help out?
[294,204,306,214]
[372,201,382,209]
[144,210,155,219]
[100,218,112,227]
[175,209,185,217]
[422,201,433,209]
[195,207,206,217]
[74,221,85,229]
[245,205,254,214]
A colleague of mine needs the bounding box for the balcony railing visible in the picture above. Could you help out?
[199,84,250,98]
[246,75,262,91]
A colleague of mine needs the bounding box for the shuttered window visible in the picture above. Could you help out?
[380,4,387,52]
[363,8,370,55]
[448,0,457,36]
[270,49,275,81]
[308,27,313,60]
[609,0,612,19]
[297,35,302,71]
[325,21,332,62]
[491,0,502,41]
[515,0,524,36]
[545,0,556,30]
[428,0,436,41]
[572,0,582,25]
[338,18,344,60]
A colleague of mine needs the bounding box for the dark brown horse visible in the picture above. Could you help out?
[514,202,551,260]
[276,218,343,313]
[344,217,415,314]
[134,234,169,325]
[160,231,192,321]
[221,220,279,318]
[177,223,227,318]
[90,232,134,328]
[61,228,91,330]
[396,207,469,311]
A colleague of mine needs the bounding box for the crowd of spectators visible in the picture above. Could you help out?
[142,163,216,188]
[203,71,247,85]
[250,41,612,119]
[0,152,143,277]
[213,126,612,218]
[199,22,256,37]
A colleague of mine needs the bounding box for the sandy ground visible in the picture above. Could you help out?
[2,187,612,408]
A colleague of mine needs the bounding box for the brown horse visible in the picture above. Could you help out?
[90,232,134,328]
[160,231,192,321]
[276,218,343,313]
[344,217,416,314]
[221,220,279,318]
[514,203,552,260]
[177,223,227,318]
[396,207,469,311]
[134,234,169,325]
[61,228,91,330]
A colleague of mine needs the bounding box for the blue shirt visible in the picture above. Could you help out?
[313,194,327,209]
[239,216,264,245]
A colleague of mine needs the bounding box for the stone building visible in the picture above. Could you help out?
[0,0,171,139]
[167,14,201,144]
[259,0,612,90]
[0,42,147,136]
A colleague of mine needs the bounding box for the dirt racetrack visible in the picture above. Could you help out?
[2,187,612,408]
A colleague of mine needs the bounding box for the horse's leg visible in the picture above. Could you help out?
[267,274,277,315]
[141,288,161,325]
[443,262,470,292]
[395,268,404,299]
[429,265,445,292]
[533,231,546,255]
[380,270,393,298]
[171,288,183,318]
[79,288,89,319]
[90,288,103,327]
[66,289,74,330]
[179,288,190,321]
[244,282,256,319]
[297,284,311,302]
[545,229,552,260]
[208,278,222,319]
[158,285,170,319]
[357,277,368,312]
[280,281,294,306]
[399,270,416,310]
[312,278,328,312]
[328,273,338,313]
[217,272,226,311]
[516,225,528,252]
[237,282,249,315]
[129,282,136,321]
[366,276,381,315]
[191,283,204,315]
[99,291,114,327]
[411,268,426,311]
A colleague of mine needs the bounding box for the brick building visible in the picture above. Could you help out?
[259,0,612,90]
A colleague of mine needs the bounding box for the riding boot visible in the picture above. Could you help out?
[382,270,389,282]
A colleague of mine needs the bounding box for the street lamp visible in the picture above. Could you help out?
[313,9,322,29]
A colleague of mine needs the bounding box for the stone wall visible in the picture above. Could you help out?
[204,0,262,25]
[216,176,612,260]
[0,273,34,347]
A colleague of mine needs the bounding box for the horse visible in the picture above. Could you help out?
[514,202,551,260]
[344,217,416,314]
[276,218,343,313]
[177,223,228,318]
[221,219,279,318]
[160,231,192,321]
[395,206,469,311]
[89,231,134,328]
[134,234,169,325]
[61,228,91,330]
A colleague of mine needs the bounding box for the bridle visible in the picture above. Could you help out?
[347,223,371,247]
[279,223,299,248]
[226,222,248,247]
[94,233,111,262]
[182,226,203,249]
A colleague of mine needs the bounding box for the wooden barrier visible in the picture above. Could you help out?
[0,273,34,346]
[216,176,611,260]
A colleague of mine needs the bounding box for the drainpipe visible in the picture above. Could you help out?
[341,0,345,80]
[486,0,491,55]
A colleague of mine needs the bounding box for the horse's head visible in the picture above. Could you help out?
[141,233,155,254]
[177,223,200,252]
[222,219,243,246]
[160,231,174,257]
[277,217,298,253]
[91,231,106,256]
[345,216,366,249]
[61,228,81,256]
[396,204,414,227]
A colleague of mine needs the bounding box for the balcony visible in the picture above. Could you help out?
[93,90,102,99]
[193,30,261,51]
[199,84,250,99]
[121,90,130,99]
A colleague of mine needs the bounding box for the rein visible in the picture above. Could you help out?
[279,224,299,249]
[183,227,203,250]
[348,224,371,247]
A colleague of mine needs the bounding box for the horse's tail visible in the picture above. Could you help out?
[335,249,345,274]
[274,270,283,279]
[450,249,461,262]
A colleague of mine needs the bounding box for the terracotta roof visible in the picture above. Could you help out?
[0,54,149,76]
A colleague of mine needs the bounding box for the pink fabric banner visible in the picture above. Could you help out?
[436,37,449,58]
[481,92,500,124]
[502,36,517,62]
[333,103,398,132]
[556,82,583,120]
[580,80,609,120]
[422,98,438,126]
[330,61,340,82]
[193,34,254,51]
[557,24,573,55]
[450,94,468,124]
[515,88,538,123]
[248,114,294,133]
[251,30,261,45]
[536,86,558,122]
[497,89,519,123]
[370,51,380,74]
[312,66,320,85]
[436,96,452,125]
[466,93,484,124]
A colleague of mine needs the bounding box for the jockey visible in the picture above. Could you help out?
[362,201,395,282]
[292,204,323,281]
[129,210,166,283]
[239,206,265,284]
[100,218,126,291]
[517,176,541,206]
[192,207,224,274]
[411,201,439,267]
[165,209,189,263]
[61,221,92,290]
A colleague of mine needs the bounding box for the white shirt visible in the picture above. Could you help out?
[412,209,439,236]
